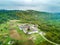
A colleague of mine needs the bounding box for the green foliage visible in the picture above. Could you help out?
[0,10,60,45]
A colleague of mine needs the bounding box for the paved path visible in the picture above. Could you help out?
[39,32,60,45]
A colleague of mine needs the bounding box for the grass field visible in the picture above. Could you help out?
[0,20,53,45]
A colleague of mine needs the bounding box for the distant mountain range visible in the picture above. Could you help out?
[0,10,60,25]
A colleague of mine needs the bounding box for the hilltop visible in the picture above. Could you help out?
[0,10,60,45]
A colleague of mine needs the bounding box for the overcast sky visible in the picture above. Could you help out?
[0,0,60,12]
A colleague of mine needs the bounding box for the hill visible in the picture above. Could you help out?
[0,10,60,45]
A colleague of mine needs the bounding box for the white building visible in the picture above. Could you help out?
[18,24,39,34]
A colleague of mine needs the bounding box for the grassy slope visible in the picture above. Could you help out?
[0,10,60,45]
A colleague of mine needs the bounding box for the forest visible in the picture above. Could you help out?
[0,10,60,45]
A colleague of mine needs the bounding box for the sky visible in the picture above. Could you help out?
[0,0,60,12]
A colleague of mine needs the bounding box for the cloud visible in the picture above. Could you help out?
[0,0,60,12]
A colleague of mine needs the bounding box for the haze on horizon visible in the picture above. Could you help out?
[0,0,60,12]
